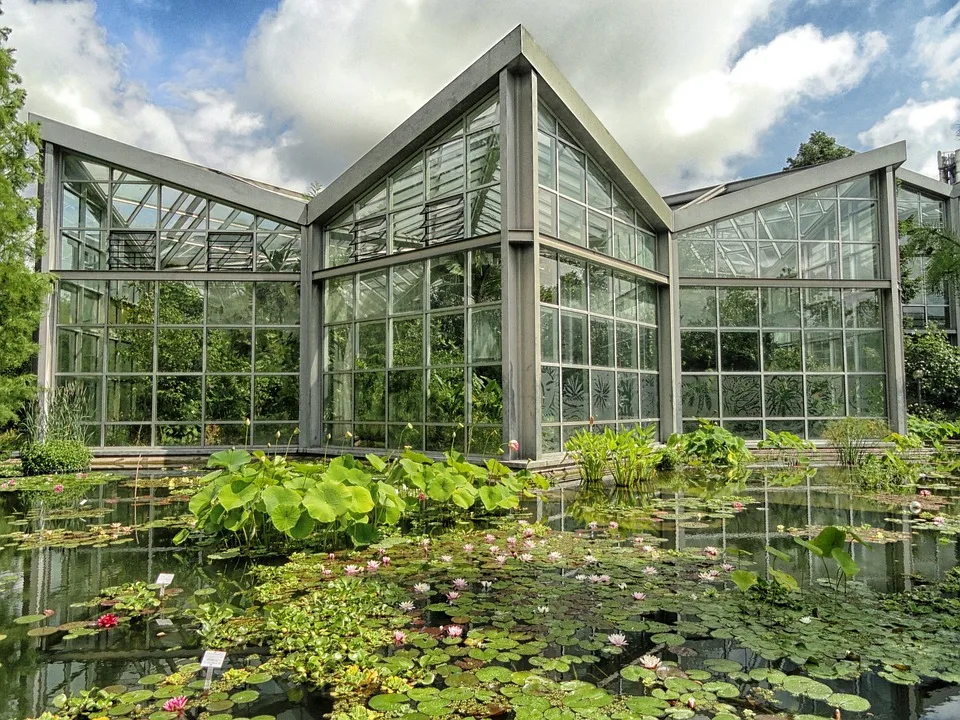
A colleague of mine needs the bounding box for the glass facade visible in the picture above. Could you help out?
[897,186,950,331]
[321,247,502,455]
[60,155,301,272]
[56,279,300,446]
[537,103,657,271]
[325,94,501,267]
[676,176,880,280]
[679,286,885,438]
[539,249,659,452]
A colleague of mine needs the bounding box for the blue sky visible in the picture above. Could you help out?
[9,0,960,194]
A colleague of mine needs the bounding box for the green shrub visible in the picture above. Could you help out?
[667,420,752,468]
[564,429,608,483]
[904,327,960,413]
[19,439,91,476]
[907,415,960,450]
[757,430,815,467]
[822,417,889,467]
[606,425,657,487]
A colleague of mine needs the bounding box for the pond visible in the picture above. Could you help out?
[1,466,959,720]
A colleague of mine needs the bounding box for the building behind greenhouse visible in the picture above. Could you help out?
[30,27,960,462]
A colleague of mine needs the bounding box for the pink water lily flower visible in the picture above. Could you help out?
[703,546,719,557]
[608,521,619,530]
[523,527,535,538]
[393,630,407,646]
[161,696,188,716]
[632,592,646,601]
[484,533,496,543]
[519,553,534,562]
[366,560,380,572]
[381,556,391,566]
[463,544,474,553]
[607,633,627,647]
[344,565,361,576]
[447,625,463,637]
[53,484,64,494]
[413,583,430,594]
[639,654,661,669]
[920,489,932,497]
[732,501,744,511]
[440,554,453,563]
[588,521,599,531]
[643,566,658,575]
[96,613,118,629]
[508,439,520,452]
[399,601,415,611]
[495,555,507,564]
[446,590,461,602]
[548,552,562,562]
[452,578,468,590]
[933,516,946,526]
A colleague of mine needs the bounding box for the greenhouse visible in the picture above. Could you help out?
[31,27,953,460]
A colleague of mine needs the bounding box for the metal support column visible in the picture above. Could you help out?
[658,230,681,440]
[880,166,907,433]
[299,220,319,450]
[500,66,540,459]
[36,143,59,401]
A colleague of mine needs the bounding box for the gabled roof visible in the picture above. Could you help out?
[896,167,955,198]
[672,142,907,232]
[306,25,672,232]
[30,113,307,226]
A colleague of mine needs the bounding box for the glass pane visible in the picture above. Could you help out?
[541,306,559,364]
[560,311,587,365]
[639,327,658,371]
[591,370,616,421]
[427,368,465,422]
[615,321,638,369]
[391,156,425,209]
[354,372,386,421]
[109,281,155,325]
[681,330,717,372]
[614,274,637,320]
[839,176,874,198]
[637,231,656,270]
[717,241,757,277]
[472,365,503,425]
[540,252,559,304]
[205,375,252,422]
[325,325,353,371]
[804,330,844,372]
[640,374,659,419]
[761,287,801,328]
[807,375,845,417]
[105,424,150,446]
[682,375,718,417]
[764,375,804,417]
[106,376,152,422]
[558,198,586,245]
[541,365,560,422]
[210,203,255,232]
[255,375,300,421]
[803,288,842,328]
[722,375,762,417]
[158,281,204,324]
[324,374,353,422]
[157,329,202,372]
[561,367,588,422]
[716,212,756,239]
[538,132,557,189]
[160,186,206,231]
[617,372,639,419]
[207,282,253,325]
[849,375,885,417]
[325,275,354,324]
[392,317,423,367]
[107,327,154,373]
[539,190,557,237]
[842,244,880,280]
[160,232,206,270]
[719,288,758,327]
[112,183,159,228]
[720,331,760,371]
[156,375,202,421]
[758,241,798,278]
[357,321,387,369]
[468,127,500,189]
[472,248,501,304]
[839,200,877,244]
[255,283,300,325]
[207,328,253,372]
[844,289,882,328]
[388,369,423,422]
[614,222,634,263]
[357,270,388,320]
[559,257,587,309]
[353,215,388,260]
[389,423,423,451]
[157,424,202,446]
[468,187,500,237]
[678,240,715,276]
[356,183,387,221]
[430,253,466,309]
[590,317,614,367]
[588,266,613,315]
[846,330,884,372]
[392,263,424,314]
[258,230,300,271]
[204,424,249,446]
[587,162,611,211]
[758,201,797,240]
[427,139,465,199]
[799,198,838,241]
[470,308,501,362]
[801,242,840,279]
[60,230,107,271]
[762,331,802,372]
[392,206,425,252]
[64,155,109,182]
[430,313,465,365]
[255,329,299,372]
[557,143,586,201]
[327,226,353,267]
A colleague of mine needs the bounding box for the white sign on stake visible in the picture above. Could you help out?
[200,650,226,669]
[155,618,173,627]
[155,573,175,586]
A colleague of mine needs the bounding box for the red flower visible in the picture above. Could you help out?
[96,613,119,629]
[162,696,188,715]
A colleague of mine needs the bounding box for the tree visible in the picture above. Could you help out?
[0,23,51,428]
[904,326,960,417]
[899,217,960,301]
[784,130,855,170]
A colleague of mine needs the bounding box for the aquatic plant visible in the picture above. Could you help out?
[666,420,753,468]
[823,416,889,466]
[564,428,608,483]
[757,429,815,467]
[95,613,118,629]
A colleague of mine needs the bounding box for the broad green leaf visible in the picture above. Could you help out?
[765,545,793,563]
[831,548,860,578]
[217,480,259,511]
[345,485,375,514]
[262,485,301,514]
[303,480,352,523]
[769,568,799,591]
[730,569,758,593]
[287,511,315,539]
[811,526,846,555]
[347,521,378,546]
[450,482,478,509]
[208,448,252,472]
[269,503,301,534]
[427,474,456,501]
[365,454,388,473]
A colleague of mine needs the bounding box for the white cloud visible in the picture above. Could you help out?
[6,0,890,197]
[912,2,960,86]
[858,98,960,177]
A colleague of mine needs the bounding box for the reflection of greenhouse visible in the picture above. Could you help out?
[30,27,956,459]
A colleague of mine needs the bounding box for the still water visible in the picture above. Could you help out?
[0,469,957,719]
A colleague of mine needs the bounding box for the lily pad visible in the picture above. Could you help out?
[245,672,273,684]
[13,614,47,625]
[138,674,166,686]
[26,627,59,637]
[230,690,260,704]
[827,693,870,712]
[368,693,410,711]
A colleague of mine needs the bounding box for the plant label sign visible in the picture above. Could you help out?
[155,573,175,586]
[201,650,226,669]
[155,618,173,627]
